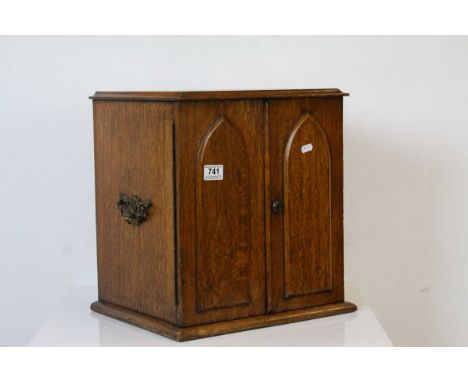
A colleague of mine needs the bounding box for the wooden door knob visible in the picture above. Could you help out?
[271,200,282,214]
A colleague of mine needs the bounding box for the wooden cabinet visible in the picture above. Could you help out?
[90,89,356,341]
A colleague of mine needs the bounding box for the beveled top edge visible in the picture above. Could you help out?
[90,88,349,101]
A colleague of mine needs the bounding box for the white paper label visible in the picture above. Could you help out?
[301,143,313,153]
[204,165,224,180]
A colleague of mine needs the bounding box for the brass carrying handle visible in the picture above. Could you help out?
[117,193,152,226]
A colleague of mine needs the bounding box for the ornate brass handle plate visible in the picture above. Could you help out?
[117,193,152,226]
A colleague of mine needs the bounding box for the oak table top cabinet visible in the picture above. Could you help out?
[90,89,357,341]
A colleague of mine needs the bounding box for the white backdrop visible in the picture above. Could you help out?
[1,36,468,346]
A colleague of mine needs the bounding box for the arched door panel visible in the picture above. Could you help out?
[267,98,344,312]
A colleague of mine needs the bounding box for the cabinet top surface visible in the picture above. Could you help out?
[90,88,349,101]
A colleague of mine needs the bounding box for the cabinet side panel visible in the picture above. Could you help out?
[93,101,176,323]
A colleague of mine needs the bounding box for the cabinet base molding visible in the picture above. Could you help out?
[90,300,357,342]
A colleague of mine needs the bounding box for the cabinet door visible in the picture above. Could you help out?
[176,100,266,326]
[267,98,344,312]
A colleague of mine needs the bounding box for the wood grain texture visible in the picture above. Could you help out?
[195,117,252,311]
[91,300,357,341]
[90,88,349,102]
[93,101,176,323]
[264,101,273,312]
[284,113,332,297]
[268,98,344,313]
[175,100,266,326]
[91,90,354,340]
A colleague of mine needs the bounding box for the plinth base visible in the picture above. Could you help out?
[91,300,357,342]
